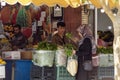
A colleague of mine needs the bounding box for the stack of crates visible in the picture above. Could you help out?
[56,66,75,80]
[30,65,75,80]
[30,65,42,80]
[98,66,114,80]
[30,65,55,80]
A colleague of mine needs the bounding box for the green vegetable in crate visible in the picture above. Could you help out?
[97,47,113,54]
[33,41,57,67]
[37,41,57,50]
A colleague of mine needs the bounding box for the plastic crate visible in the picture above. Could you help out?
[56,66,75,80]
[30,65,55,80]
[30,65,42,79]
[98,66,114,80]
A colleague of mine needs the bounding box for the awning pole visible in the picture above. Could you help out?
[95,8,98,45]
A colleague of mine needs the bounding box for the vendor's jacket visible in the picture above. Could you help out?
[51,33,77,47]
[10,32,28,49]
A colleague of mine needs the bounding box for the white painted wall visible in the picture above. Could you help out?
[97,9,113,32]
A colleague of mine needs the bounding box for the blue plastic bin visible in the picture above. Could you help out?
[14,60,32,80]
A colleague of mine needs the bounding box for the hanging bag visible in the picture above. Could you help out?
[67,55,78,76]
[83,60,93,71]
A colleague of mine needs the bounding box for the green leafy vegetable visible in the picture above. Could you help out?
[37,41,57,50]
[65,32,72,39]
[97,47,113,54]
[64,43,75,57]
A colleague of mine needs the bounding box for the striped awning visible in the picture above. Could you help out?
[2,0,118,8]
[2,0,85,8]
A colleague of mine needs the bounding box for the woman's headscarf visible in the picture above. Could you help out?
[76,24,93,37]
[77,24,97,54]
[76,24,94,46]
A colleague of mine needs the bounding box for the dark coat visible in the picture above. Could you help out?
[76,37,92,61]
[75,37,92,80]
[11,32,28,49]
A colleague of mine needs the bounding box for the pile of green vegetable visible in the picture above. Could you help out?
[97,47,113,54]
[37,41,57,50]
[65,32,77,57]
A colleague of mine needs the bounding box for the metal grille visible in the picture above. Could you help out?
[30,65,55,80]
[98,66,114,80]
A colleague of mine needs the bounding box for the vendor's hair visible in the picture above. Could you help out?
[57,22,66,28]
[13,24,21,30]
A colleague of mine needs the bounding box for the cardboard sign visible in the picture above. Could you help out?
[2,51,21,60]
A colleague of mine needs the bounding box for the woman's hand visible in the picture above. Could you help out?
[72,50,76,55]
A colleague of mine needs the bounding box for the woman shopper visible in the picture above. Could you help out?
[75,24,93,80]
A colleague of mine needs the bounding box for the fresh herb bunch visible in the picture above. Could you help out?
[65,32,72,39]
[37,41,57,50]
[64,43,76,57]
[97,47,113,54]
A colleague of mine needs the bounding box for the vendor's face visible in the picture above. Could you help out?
[14,27,20,34]
[58,26,65,36]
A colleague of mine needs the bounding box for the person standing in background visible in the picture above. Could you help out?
[32,26,43,45]
[97,30,107,47]
[10,24,28,50]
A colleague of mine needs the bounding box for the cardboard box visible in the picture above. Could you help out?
[2,51,21,59]
[21,51,32,60]
[0,65,5,78]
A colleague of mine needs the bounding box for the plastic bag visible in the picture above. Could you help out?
[67,55,78,76]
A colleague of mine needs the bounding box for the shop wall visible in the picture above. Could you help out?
[64,6,82,34]
[0,5,11,24]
